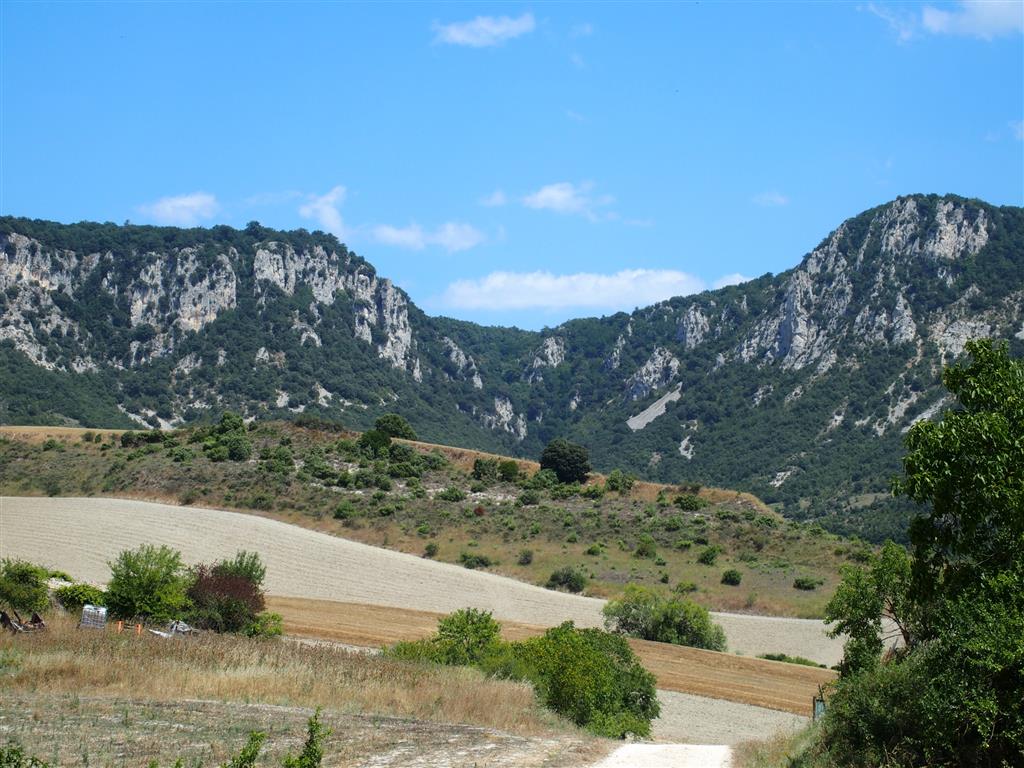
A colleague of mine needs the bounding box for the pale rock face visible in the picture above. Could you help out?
[605,333,627,370]
[930,317,991,359]
[752,384,773,407]
[528,336,566,382]
[569,392,581,411]
[174,353,202,376]
[315,383,332,407]
[625,347,680,400]
[482,396,527,440]
[676,305,710,350]
[678,436,694,460]
[442,337,483,389]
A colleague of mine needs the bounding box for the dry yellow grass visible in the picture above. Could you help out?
[268,596,835,716]
[0,615,576,739]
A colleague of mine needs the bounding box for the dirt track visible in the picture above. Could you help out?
[1,496,844,673]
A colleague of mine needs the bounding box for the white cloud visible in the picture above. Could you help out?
[1012,120,1024,140]
[440,269,706,311]
[138,192,218,226]
[565,109,588,123]
[431,222,487,252]
[299,186,347,237]
[570,52,586,69]
[922,1,1023,39]
[373,222,485,253]
[433,13,535,47]
[862,2,917,42]
[522,181,613,221]
[480,189,508,207]
[570,22,594,38]
[373,223,426,250]
[713,273,753,289]
[752,190,790,207]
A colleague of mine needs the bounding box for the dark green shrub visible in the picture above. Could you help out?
[244,612,284,638]
[758,653,826,668]
[0,741,52,767]
[674,493,708,511]
[459,552,493,569]
[697,545,722,565]
[634,534,657,559]
[674,538,693,550]
[721,569,742,586]
[374,413,416,440]
[603,585,726,651]
[520,622,659,738]
[539,438,591,484]
[673,581,698,594]
[498,460,520,482]
[357,429,391,458]
[437,486,466,502]
[471,458,499,482]
[433,608,502,666]
[516,489,540,506]
[546,566,586,593]
[186,551,267,634]
[794,576,823,590]
[424,542,439,558]
[0,560,50,613]
[517,549,534,565]
[604,469,635,493]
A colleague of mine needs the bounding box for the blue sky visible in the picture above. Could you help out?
[2,2,1022,329]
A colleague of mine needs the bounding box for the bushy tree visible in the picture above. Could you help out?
[374,413,417,440]
[817,340,1024,766]
[539,438,591,484]
[0,559,49,613]
[106,544,189,623]
[603,584,726,651]
[187,551,268,634]
[357,429,391,458]
[433,608,502,665]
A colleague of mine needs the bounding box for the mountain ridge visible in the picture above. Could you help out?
[3,193,1022,541]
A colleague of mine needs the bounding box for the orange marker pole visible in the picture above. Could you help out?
[135,623,142,636]
[117,621,123,633]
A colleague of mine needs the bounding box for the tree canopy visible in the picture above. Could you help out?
[539,438,591,484]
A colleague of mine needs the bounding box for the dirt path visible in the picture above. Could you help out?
[592,744,732,768]
[0,495,844,667]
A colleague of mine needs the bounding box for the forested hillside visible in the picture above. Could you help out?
[2,194,1022,542]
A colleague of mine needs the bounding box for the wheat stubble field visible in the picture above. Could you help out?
[2,495,832,744]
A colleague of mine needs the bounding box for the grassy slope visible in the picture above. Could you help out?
[0,423,870,618]
[0,616,601,767]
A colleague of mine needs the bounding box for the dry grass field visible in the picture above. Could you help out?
[1,496,846,667]
[0,617,604,767]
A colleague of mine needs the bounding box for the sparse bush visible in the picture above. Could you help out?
[585,543,603,556]
[0,560,50,613]
[471,458,499,482]
[721,569,742,586]
[674,538,693,550]
[54,583,106,611]
[673,581,698,594]
[516,489,540,506]
[517,549,534,566]
[546,566,586,593]
[603,584,726,651]
[604,469,635,494]
[793,576,823,591]
[357,429,391,458]
[674,493,708,511]
[497,460,520,482]
[634,534,657,559]
[186,551,267,634]
[697,545,722,565]
[435,486,464,502]
[758,652,826,668]
[459,552,493,570]
[424,542,439,558]
[244,611,284,638]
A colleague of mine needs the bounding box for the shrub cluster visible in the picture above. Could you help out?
[602,585,726,651]
[387,609,659,738]
[0,559,50,613]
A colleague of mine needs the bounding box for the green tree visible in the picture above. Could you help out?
[815,340,1024,766]
[106,544,189,623]
[539,438,591,484]
[433,608,501,666]
[373,413,417,440]
[824,541,915,676]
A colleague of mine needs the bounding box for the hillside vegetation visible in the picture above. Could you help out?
[2,196,1022,546]
[0,419,869,618]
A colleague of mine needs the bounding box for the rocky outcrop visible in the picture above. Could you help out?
[442,337,483,389]
[676,305,710,350]
[482,396,527,441]
[528,336,566,382]
[625,347,680,400]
